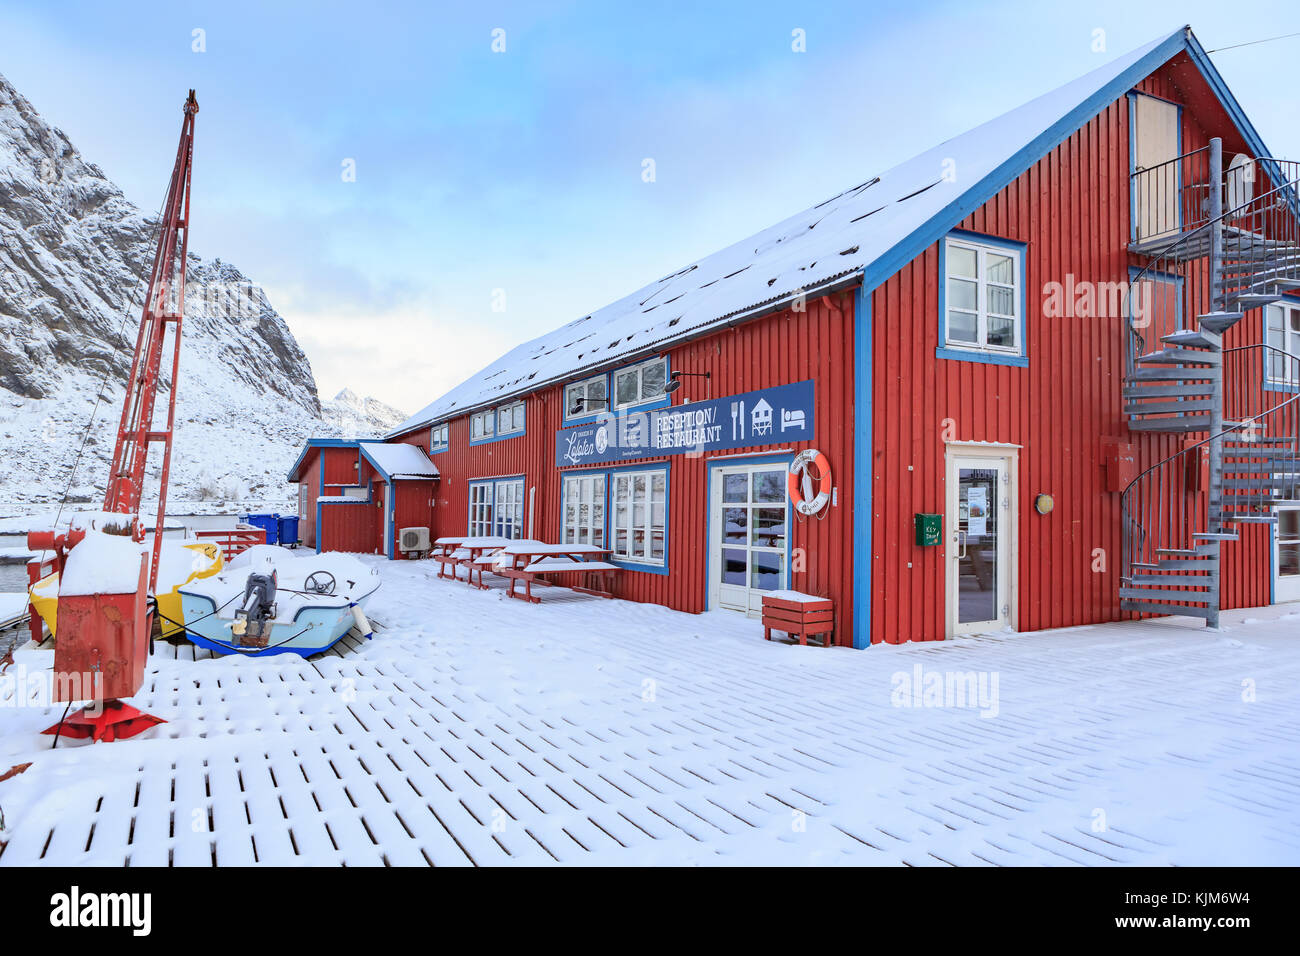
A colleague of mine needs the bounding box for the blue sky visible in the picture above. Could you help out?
[2,0,1298,412]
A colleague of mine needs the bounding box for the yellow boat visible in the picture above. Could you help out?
[28,540,224,640]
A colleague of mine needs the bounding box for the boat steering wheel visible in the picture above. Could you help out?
[304,571,337,595]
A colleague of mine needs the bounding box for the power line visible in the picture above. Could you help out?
[1206,30,1300,54]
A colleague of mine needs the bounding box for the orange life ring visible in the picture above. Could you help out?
[788,449,832,515]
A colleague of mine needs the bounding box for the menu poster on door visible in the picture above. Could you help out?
[967,487,988,536]
[556,379,815,468]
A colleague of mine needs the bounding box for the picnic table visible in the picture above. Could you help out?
[495,542,620,603]
[432,535,514,588]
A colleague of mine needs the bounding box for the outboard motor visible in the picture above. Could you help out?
[231,570,277,648]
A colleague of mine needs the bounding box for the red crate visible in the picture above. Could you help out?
[762,593,835,647]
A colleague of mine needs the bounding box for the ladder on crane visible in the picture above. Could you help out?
[103,89,199,591]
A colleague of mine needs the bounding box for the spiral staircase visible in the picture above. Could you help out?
[1121,139,1300,626]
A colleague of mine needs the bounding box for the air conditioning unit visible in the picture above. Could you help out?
[399,527,431,553]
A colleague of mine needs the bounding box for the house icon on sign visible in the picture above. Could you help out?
[750,398,773,436]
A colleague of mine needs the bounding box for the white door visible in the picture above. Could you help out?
[1133,94,1181,241]
[1275,507,1300,603]
[945,453,1016,635]
[708,463,789,616]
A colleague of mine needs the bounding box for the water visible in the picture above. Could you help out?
[0,564,29,592]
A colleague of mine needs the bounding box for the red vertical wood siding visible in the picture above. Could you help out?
[390,294,857,642]
[870,58,1273,643]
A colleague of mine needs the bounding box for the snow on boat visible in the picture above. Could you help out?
[27,531,223,640]
[177,548,380,658]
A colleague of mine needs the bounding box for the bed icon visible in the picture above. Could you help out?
[781,409,806,431]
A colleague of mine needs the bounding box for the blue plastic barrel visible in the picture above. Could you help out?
[277,515,300,548]
[241,513,280,545]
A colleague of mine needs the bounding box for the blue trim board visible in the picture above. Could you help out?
[1183,30,1283,203]
[1127,92,1138,243]
[863,28,1189,297]
[1270,519,1276,606]
[853,282,872,649]
[702,454,794,602]
[287,437,364,482]
[936,229,1029,368]
[316,457,324,554]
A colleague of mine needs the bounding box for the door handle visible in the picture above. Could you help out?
[953,530,968,558]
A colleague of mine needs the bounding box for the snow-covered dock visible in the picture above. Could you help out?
[1,557,1298,866]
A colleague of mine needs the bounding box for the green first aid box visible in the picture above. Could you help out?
[914,513,942,546]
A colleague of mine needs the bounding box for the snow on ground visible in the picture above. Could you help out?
[0,556,1297,866]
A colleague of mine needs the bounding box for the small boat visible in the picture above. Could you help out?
[28,537,223,640]
[177,547,380,658]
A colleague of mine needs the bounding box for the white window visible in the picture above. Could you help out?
[565,374,608,417]
[612,357,668,410]
[943,235,1022,354]
[562,474,606,547]
[468,478,525,539]
[1266,303,1300,388]
[497,401,525,435]
[611,469,666,565]
[469,481,493,536]
[430,423,449,449]
[470,410,495,441]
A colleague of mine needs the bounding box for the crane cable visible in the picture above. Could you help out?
[49,202,171,538]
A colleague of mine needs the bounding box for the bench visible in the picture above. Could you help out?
[433,548,469,580]
[501,558,620,603]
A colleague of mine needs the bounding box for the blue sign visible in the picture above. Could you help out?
[555,379,815,468]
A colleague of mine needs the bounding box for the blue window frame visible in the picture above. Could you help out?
[1126,265,1184,368]
[468,476,525,538]
[563,373,610,425]
[469,401,526,445]
[557,463,670,573]
[936,230,1028,368]
[429,423,449,454]
[1264,299,1300,393]
[610,355,671,413]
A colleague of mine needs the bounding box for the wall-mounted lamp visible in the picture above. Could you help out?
[1034,493,1055,515]
[663,370,711,394]
[569,397,609,415]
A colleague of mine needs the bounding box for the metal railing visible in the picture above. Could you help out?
[1121,343,1300,591]
[1131,144,1213,243]
[1126,154,1300,372]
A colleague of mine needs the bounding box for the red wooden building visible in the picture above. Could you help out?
[288,439,438,558]
[295,25,1300,647]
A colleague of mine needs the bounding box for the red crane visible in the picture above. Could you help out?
[104,89,199,590]
[28,91,198,742]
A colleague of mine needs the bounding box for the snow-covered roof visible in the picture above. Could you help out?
[390,26,1255,438]
[359,441,439,480]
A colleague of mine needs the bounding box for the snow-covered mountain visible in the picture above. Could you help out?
[0,71,403,513]
[322,388,407,439]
